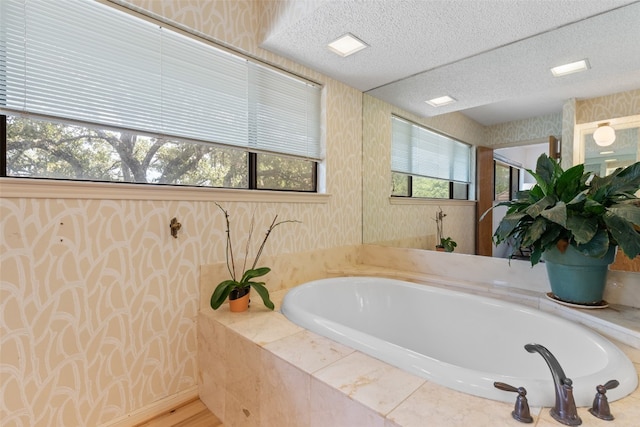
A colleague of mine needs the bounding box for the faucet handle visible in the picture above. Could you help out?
[494,382,534,423]
[588,379,619,421]
[494,382,519,393]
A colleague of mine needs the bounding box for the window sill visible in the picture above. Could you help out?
[0,178,330,204]
[389,197,475,206]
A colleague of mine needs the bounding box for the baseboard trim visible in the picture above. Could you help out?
[100,386,199,427]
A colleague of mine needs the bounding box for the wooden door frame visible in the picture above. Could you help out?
[476,146,494,256]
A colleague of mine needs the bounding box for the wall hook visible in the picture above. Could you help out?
[170,217,182,238]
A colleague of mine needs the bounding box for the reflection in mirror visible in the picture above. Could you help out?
[493,162,511,201]
[491,144,548,259]
[362,94,480,254]
[579,122,640,177]
[574,115,640,273]
[363,93,640,272]
[574,115,640,177]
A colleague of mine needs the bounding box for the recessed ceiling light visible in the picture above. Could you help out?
[426,95,456,107]
[550,59,590,77]
[327,33,368,57]
[599,151,614,155]
[604,158,618,163]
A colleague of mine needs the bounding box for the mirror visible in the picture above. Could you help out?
[362,94,480,255]
[574,115,640,273]
[574,115,640,175]
[362,93,640,272]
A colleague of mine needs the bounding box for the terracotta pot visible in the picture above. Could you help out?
[229,288,250,312]
[436,246,445,252]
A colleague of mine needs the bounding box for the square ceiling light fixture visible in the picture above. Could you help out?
[328,33,368,57]
[426,95,457,107]
[550,59,590,77]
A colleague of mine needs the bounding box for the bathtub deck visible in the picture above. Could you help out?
[197,284,640,427]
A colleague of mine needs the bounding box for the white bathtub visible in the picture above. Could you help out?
[281,276,638,407]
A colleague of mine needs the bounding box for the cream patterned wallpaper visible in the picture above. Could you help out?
[576,89,640,124]
[0,1,361,426]
[485,113,562,147]
[561,98,577,169]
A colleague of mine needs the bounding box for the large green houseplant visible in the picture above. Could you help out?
[492,153,640,305]
[210,203,299,312]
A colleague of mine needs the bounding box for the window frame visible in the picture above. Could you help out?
[1,114,319,193]
[391,172,469,200]
[0,173,330,204]
[0,0,322,194]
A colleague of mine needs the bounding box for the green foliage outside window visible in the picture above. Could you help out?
[257,153,315,191]
[4,115,315,191]
[494,162,511,201]
[391,172,455,199]
[413,176,449,199]
[391,172,409,196]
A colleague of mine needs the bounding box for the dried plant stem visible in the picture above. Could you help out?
[216,202,300,279]
[434,206,446,243]
[216,203,236,281]
[252,216,300,270]
[242,214,255,277]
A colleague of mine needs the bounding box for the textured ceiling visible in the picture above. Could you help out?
[260,0,640,125]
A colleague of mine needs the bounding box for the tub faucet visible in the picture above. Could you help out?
[525,343,582,426]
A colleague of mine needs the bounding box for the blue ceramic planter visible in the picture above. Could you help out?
[541,244,616,305]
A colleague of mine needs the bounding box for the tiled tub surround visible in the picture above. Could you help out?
[198,290,640,427]
[198,245,640,426]
[279,277,637,408]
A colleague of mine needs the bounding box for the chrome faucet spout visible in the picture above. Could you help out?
[525,343,582,426]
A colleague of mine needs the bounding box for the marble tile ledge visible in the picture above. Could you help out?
[327,265,640,349]
[198,290,640,427]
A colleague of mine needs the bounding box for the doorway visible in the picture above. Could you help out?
[476,142,549,258]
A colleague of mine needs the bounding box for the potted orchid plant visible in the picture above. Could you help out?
[434,207,457,252]
[210,203,299,312]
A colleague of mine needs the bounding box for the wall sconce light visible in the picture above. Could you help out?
[593,123,616,147]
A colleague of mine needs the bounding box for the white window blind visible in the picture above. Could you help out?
[391,116,470,183]
[0,0,322,159]
[249,62,322,159]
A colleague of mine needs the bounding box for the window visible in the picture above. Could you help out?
[3,114,253,187]
[0,0,321,191]
[494,160,520,201]
[391,116,471,199]
[255,153,316,191]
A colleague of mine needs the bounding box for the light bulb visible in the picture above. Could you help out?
[593,124,616,147]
